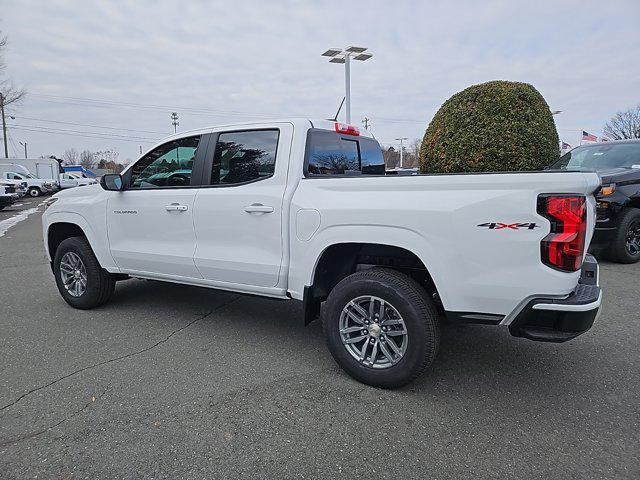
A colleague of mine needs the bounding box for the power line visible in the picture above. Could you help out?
[8,134,19,157]
[27,93,605,132]
[7,126,158,143]
[29,93,284,118]
[12,115,170,135]
[9,123,159,141]
[28,92,436,126]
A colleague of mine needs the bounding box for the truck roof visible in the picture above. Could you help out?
[156,118,376,144]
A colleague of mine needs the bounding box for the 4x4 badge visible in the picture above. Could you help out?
[477,222,539,230]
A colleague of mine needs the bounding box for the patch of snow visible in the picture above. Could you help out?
[0,206,41,238]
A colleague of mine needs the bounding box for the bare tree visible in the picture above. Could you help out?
[79,150,95,169]
[0,32,26,107]
[62,148,80,165]
[603,105,640,140]
[410,138,421,159]
[383,146,399,168]
[95,148,119,166]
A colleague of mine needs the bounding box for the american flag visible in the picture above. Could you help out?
[582,131,597,142]
[562,142,572,149]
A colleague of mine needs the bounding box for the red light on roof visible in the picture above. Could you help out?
[334,122,360,136]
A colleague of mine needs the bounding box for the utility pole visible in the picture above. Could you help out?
[395,137,408,168]
[1,93,8,158]
[19,141,27,158]
[362,117,370,130]
[171,112,179,133]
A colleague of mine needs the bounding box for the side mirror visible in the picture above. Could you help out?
[100,174,124,191]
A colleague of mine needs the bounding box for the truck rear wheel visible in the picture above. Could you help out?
[53,236,115,309]
[322,268,440,388]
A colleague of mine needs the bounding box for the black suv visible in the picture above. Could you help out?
[550,139,640,263]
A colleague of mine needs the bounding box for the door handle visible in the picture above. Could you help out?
[165,203,188,212]
[243,203,274,214]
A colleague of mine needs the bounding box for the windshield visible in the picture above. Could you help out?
[25,173,37,179]
[551,143,640,171]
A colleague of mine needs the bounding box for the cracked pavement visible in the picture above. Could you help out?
[0,196,639,479]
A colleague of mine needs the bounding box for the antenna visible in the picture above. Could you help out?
[330,97,346,122]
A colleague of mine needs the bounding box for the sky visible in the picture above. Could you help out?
[1,0,639,162]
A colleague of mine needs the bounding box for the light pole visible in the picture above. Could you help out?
[322,46,373,124]
[19,141,27,158]
[395,137,408,168]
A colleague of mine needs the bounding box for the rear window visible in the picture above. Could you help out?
[306,130,385,175]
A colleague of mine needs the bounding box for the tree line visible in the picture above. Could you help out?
[61,148,127,173]
[381,139,421,169]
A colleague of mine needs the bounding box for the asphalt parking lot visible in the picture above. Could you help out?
[0,200,638,479]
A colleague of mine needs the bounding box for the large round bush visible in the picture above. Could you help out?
[419,80,559,173]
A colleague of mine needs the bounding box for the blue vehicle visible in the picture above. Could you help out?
[63,166,97,178]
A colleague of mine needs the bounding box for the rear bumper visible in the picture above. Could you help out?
[507,254,601,343]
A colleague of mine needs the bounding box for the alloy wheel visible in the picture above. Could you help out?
[626,220,640,256]
[339,295,408,369]
[59,252,88,297]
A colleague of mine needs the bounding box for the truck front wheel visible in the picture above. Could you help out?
[28,187,41,197]
[322,268,440,388]
[609,208,640,264]
[53,236,115,309]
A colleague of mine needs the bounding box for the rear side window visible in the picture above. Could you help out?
[306,130,385,175]
[211,130,279,185]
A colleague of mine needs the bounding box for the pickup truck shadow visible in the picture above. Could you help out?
[110,280,600,397]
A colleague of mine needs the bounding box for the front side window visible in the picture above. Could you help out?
[210,130,279,185]
[306,130,385,175]
[129,136,200,189]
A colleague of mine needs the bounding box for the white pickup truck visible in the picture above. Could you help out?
[42,119,602,387]
[2,170,56,197]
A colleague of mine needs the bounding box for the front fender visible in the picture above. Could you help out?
[43,211,119,271]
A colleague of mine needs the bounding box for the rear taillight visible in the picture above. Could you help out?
[334,122,360,136]
[537,195,587,272]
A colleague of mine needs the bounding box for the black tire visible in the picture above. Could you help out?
[608,208,640,264]
[53,236,115,309]
[322,268,440,389]
[28,187,41,197]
